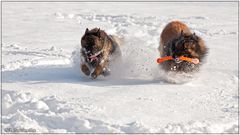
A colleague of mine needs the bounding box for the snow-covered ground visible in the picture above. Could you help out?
[1,2,239,133]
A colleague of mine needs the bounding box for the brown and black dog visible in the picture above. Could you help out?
[80,28,122,79]
[159,21,208,72]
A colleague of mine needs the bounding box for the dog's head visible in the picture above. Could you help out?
[170,32,207,61]
[81,28,106,67]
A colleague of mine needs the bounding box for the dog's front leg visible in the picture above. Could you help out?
[81,64,90,76]
[91,60,108,79]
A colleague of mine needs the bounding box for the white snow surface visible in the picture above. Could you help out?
[1,2,239,134]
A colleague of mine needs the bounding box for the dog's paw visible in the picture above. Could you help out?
[81,64,90,76]
[91,73,97,79]
[102,68,111,76]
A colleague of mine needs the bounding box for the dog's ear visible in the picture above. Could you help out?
[193,32,196,38]
[180,30,184,36]
[192,32,198,41]
[85,28,89,34]
[97,28,101,37]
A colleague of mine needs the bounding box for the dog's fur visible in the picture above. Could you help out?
[80,28,122,79]
[158,21,208,72]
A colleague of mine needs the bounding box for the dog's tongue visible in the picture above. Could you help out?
[90,56,98,62]
[191,58,200,64]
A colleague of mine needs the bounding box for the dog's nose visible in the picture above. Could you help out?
[183,53,190,57]
[172,54,178,59]
[87,51,91,55]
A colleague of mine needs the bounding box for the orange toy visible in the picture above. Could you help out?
[157,56,199,64]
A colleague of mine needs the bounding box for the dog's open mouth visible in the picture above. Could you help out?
[174,57,182,63]
[82,48,103,65]
[87,50,103,62]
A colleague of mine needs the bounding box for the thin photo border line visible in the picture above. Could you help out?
[0,0,2,134]
[1,1,239,2]
[0,1,239,134]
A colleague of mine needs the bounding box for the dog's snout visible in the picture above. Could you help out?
[85,49,93,56]
[172,54,178,59]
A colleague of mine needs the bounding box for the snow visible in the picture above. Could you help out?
[2,2,239,134]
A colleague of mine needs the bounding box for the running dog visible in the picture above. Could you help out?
[158,21,208,72]
[80,28,122,79]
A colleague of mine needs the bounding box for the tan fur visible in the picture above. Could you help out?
[159,21,191,56]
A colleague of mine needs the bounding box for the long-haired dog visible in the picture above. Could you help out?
[158,21,208,72]
[80,28,122,79]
